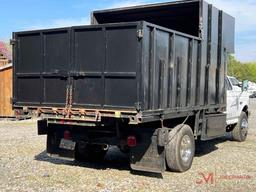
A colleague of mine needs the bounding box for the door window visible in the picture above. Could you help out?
[226,78,232,90]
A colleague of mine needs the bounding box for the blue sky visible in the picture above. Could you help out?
[0,0,255,62]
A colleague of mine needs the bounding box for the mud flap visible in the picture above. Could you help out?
[130,129,166,173]
[47,131,75,160]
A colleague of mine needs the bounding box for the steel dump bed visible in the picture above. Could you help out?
[12,0,234,124]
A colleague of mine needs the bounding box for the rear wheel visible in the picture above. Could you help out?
[165,124,195,172]
[75,142,108,162]
[231,112,248,142]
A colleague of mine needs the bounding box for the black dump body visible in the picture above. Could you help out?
[12,0,234,124]
[13,0,236,173]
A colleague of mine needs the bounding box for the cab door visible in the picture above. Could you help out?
[226,77,240,123]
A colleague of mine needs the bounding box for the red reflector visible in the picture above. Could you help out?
[64,130,71,140]
[127,136,137,147]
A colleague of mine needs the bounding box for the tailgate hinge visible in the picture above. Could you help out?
[10,39,17,45]
[137,29,143,39]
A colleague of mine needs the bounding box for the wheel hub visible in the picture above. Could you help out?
[180,135,192,163]
[241,119,248,137]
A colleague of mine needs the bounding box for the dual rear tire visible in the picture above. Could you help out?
[165,112,249,172]
[165,125,195,172]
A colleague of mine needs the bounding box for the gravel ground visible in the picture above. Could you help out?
[0,100,256,192]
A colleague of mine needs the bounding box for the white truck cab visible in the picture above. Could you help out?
[226,76,250,141]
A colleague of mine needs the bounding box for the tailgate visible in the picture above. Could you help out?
[13,22,141,110]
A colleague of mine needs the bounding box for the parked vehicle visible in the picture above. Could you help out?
[249,92,256,98]
[12,0,248,173]
[248,81,256,98]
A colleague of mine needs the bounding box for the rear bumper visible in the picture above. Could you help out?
[16,106,141,126]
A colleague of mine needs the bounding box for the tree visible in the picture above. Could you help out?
[227,55,256,82]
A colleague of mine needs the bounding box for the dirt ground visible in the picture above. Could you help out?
[0,100,256,192]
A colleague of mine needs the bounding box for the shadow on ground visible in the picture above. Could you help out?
[35,135,232,177]
[195,135,231,157]
[35,146,130,169]
[35,146,164,178]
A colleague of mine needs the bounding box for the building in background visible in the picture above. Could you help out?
[0,41,13,117]
[0,41,12,67]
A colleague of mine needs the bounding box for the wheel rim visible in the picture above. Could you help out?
[180,135,192,163]
[241,118,248,137]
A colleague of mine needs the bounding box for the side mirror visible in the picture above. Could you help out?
[242,80,249,92]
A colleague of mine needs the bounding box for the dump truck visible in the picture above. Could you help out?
[12,0,249,173]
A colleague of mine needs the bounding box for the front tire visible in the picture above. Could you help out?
[165,124,195,172]
[231,112,248,142]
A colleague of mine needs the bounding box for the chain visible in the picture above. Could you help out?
[64,84,69,113]
[69,84,73,109]
[165,112,193,146]
[64,82,73,117]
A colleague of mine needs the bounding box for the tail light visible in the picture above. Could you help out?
[64,130,71,140]
[127,136,137,147]
[14,109,22,116]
